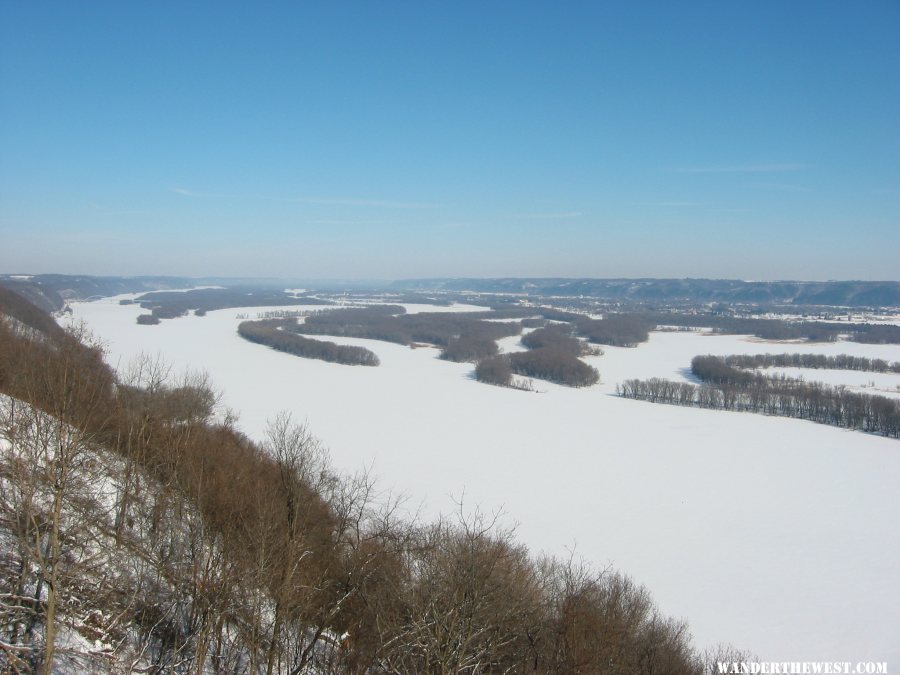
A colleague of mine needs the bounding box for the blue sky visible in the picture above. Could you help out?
[1,1,898,280]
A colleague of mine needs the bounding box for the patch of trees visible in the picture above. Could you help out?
[135,313,160,325]
[722,353,900,374]
[708,318,834,342]
[464,307,651,350]
[535,307,585,323]
[295,305,653,367]
[238,319,380,366]
[294,307,522,363]
[509,348,600,388]
[473,324,602,389]
[435,318,523,362]
[574,314,651,347]
[474,355,515,386]
[290,306,408,343]
[0,288,728,672]
[640,312,821,340]
[136,288,333,322]
[846,323,900,344]
[690,355,758,387]
[464,307,537,319]
[0,286,67,339]
[618,355,900,437]
[440,334,502,362]
[521,317,548,328]
[521,324,601,356]
[151,304,188,319]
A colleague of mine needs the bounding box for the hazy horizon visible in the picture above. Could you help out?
[4,272,900,285]
[2,2,898,280]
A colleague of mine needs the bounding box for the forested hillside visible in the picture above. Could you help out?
[0,275,198,313]
[395,278,900,307]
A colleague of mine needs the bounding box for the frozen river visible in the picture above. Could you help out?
[69,296,900,662]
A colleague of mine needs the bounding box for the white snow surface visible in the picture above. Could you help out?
[760,367,900,400]
[158,284,225,292]
[375,301,491,314]
[67,295,900,662]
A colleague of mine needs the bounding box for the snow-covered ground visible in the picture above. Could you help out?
[359,300,491,314]
[759,367,900,399]
[496,329,535,355]
[67,295,900,662]
[767,312,900,327]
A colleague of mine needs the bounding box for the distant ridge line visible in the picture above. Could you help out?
[391,278,900,308]
[1,274,898,310]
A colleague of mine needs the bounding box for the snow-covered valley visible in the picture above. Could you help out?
[68,296,900,662]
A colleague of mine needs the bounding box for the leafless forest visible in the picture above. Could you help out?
[618,355,900,437]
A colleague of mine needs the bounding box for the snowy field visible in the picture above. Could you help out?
[68,296,900,662]
[331,299,490,314]
[759,367,900,399]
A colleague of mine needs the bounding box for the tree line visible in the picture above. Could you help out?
[629,311,900,344]
[520,325,593,354]
[135,288,333,323]
[238,319,380,366]
[234,301,662,397]
[475,325,601,388]
[296,304,653,358]
[509,348,600,387]
[469,310,656,390]
[573,314,651,347]
[519,310,652,348]
[136,312,161,324]
[293,306,522,362]
[0,288,738,672]
[721,352,900,374]
[617,355,900,437]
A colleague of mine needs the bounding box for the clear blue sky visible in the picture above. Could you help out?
[1,1,898,280]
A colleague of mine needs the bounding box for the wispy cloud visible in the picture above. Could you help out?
[171,187,438,209]
[511,211,582,220]
[672,163,807,174]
